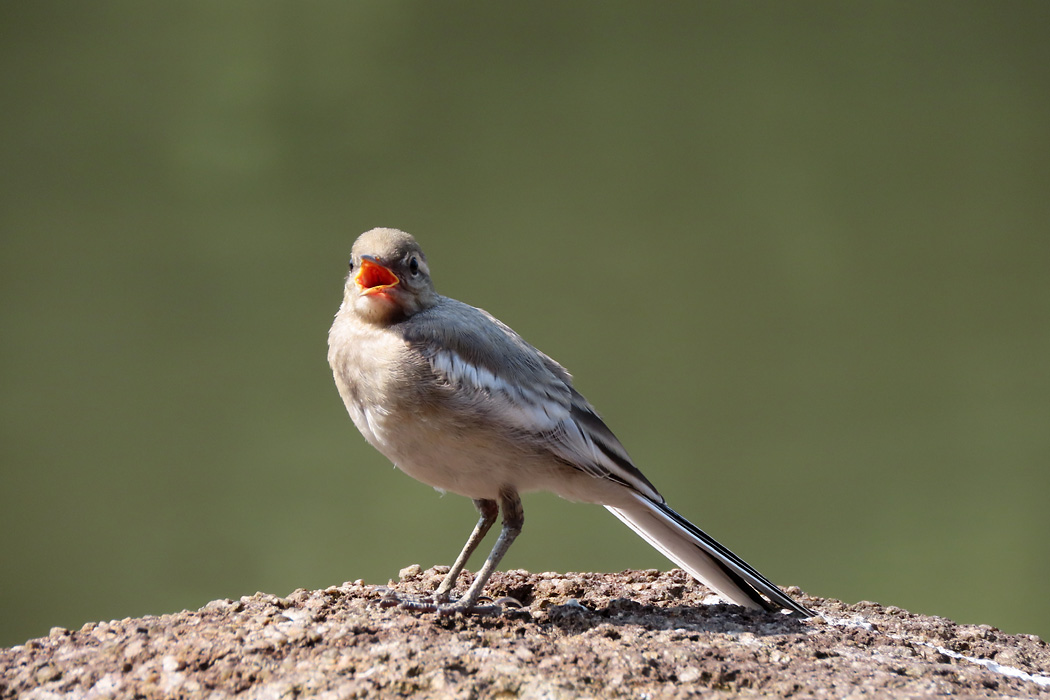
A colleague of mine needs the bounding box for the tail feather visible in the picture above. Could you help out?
[606,493,813,617]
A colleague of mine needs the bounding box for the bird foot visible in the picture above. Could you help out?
[377,588,521,616]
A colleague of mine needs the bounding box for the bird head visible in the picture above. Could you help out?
[345,228,438,324]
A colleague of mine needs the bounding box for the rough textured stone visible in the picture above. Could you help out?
[2,568,1048,698]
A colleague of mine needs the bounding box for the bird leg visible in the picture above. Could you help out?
[432,498,499,603]
[384,490,523,615]
[435,488,523,615]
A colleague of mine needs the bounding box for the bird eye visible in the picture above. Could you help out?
[348,259,355,272]
[409,256,420,275]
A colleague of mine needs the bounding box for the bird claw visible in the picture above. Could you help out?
[376,588,409,609]
[434,599,503,617]
[376,588,516,616]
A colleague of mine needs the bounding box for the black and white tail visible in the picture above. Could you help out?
[606,492,813,617]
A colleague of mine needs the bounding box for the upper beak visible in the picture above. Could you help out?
[355,256,400,295]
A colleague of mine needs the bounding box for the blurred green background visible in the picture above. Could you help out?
[2,2,1048,647]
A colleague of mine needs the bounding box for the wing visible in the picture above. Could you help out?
[401,298,661,501]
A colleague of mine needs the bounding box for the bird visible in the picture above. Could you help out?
[327,227,813,617]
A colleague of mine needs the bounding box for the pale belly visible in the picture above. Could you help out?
[350,398,529,500]
[349,399,634,507]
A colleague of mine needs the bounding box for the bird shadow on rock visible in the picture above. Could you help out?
[525,596,809,638]
[399,567,812,638]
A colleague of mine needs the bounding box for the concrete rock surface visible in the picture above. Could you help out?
[2,568,1048,699]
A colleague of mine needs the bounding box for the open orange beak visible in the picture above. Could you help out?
[355,257,400,295]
